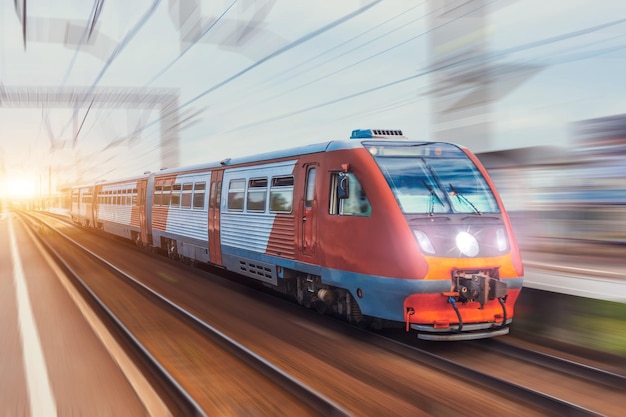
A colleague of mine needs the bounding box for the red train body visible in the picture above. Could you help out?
[71,129,523,340]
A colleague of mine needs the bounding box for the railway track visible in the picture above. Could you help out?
[486,338,626,390]
[375,328,622,417]
[24,209,621,416]
[20,211,349,417]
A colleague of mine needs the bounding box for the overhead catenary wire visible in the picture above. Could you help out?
[58,0,162,144]
[243,2,427,96]
[216,2,436,116]
[144,0,240,86]
[120,0,383,142]
[131,0,495,142]
[217,17,626,135]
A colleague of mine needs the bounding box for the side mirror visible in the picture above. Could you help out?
[337,173,350,199]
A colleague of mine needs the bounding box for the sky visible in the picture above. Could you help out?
[0,0,625,197]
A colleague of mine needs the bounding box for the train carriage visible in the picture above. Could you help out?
[70,184,96,227]
[94,175,149,245]
[147,170,212,263]
[72,129,524,340]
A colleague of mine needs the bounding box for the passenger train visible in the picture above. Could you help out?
[71,129,524,340]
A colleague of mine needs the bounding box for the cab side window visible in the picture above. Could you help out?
[329,172,371,216]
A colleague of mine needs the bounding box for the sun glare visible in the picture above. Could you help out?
[0,176,39,200]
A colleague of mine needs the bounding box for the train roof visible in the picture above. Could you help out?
[153,140,341,176]
[152,129,447,176]
[71,173,151,189]
[78,130,463,185]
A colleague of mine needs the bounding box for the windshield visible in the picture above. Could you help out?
[367,143,500,215]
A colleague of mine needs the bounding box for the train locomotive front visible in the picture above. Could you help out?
[66,128,523,341]
[335,130,524,340]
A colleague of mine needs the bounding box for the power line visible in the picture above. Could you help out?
[218,16,626,135]
[59,0,162,143]
[176,0,382,110]
[251,2,426,92]
[221,2,433,113]
[123,0,383,139]
[145,0,240,86]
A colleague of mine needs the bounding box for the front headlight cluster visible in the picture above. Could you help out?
[413,230,435,254]
[455,231,479,257]
[413,228,508,257]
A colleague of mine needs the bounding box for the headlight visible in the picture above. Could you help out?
[413,230,436,254]
[496,228,508,251]
[456,231,479,257]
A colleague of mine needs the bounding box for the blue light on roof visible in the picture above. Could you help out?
[350,129,404,139]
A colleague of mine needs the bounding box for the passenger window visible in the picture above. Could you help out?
[193,182,206,209]
[154,186,162,206]
[228,179,245,211]
[171,184,182,207]
[162,185,171,206]
[329,172,371,216]
[247,177,268,212]
[181,183,193,209]
[270,176,294,213]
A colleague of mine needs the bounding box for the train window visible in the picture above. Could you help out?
[305,169,316,208]
[228,178,245,211]
[162,185,171,206]
[329,172,371,216]
[171,184,182,208]
[181,183,193,209]
[247,177,268,212]
[209,182,216,209]
[154,186,162,206]
[270,176,294,213]
[193,182,206,209]
[216,181,222,208]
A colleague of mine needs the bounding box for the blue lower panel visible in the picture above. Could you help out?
[322,268,449,322]
[222,246,524,322]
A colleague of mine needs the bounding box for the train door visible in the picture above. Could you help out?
[302,163,318,256]
[137,178,149,245]
[79,187,89,225]
[208,169,223,265]
[92,185,99,228]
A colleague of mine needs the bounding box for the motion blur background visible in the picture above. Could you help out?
[1,1,625,351]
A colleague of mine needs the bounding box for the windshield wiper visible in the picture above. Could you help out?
[422,180,444,215]
[448,183,481,214]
